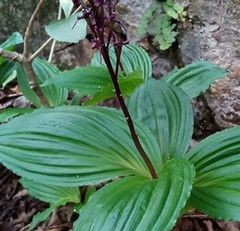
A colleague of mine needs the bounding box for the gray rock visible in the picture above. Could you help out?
[179,0,240,129]
[117,0,152,42]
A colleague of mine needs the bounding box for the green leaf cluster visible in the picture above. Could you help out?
[1,41,237,231]
[137,0,187,50]
[0,32,23,87]
[42,44,150,106]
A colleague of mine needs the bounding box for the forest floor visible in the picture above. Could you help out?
[1,86,240,231]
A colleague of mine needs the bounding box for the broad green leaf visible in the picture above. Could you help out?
[2,70,17,88]
[29,201,64,231]
[0,32,23,65]
[59,0,74,18]
[127,79,193,161]
[21,177,80,230]
[85,69,144,105]
[187,126,240,220]
[70,90,82,105]
[0,108,34,123]
[74,158,195,231]
[45,12,87,43]
[161,61,229,99]
[0,60,16,86]
[84,186,96,203]
[0,32,23,50]
[91,44,152,81]
[16,63,42,108]
[32,58,68,107]
[20,178,80,204]
[42,66,112,95]
[0,106,161,186]
[17,59,68,107]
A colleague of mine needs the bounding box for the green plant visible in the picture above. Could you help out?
[1,1,240,231]
[138,0,187,50]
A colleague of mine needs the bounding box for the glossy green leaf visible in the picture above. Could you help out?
[45,12,87,43]
[42,66,112,95]
[32,58,68,107]
[20,178,80,204]
[187,126,240,220]
[2,70,17,88]
[91,44,152,81]
[16,63,42,108]
[17,59,68,107]
[0,32,23,50]
[22,177,80,230]
[0,32,23,65]
[70,90,82,105]
[161,61,229,99]
[29,201,64,231]
[127,79,193,161]
[74,158,195,231]
[0,108,34,123]
[59,0,74,18]
[0,106,161,186]
[85,69,144,105]
[0,60,16,86]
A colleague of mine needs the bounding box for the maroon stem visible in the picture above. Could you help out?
[101,45,157,179]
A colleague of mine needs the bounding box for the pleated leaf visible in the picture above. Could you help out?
[32,58,68,107]
[91,44,152,81]
[0,60,17,86]
[21,177,80,230]
[29,201,65,231]
[85,69,144,105]
[20,178,80,204]
[161,61,229,98]
[43,66,113,95]
[187,126,240,220]
[0,32,23,50]
[0,106,161,186]
[0,108,34,123]
[17,59,68,107]
[74,158,195,231]
[0,32,23,65]
[16,63,42,108]
[127,79,193,160]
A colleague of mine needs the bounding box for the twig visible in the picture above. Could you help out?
[182,215,210,219]
[30,37,53,61]
[1,0,83,106]
[0,48,24,63]
[22,0,49,106]
[23,60,49,106]
[24,0,46,57]
[19,224,29,231]
[48,2,62,62]
[220,0,232,31]
[73,5,83,15]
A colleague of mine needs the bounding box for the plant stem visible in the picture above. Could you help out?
[24,0,46,57]
[48,2,62,63]
[30,38,53,62]
[101,46,158,179]
[0,48,24,62]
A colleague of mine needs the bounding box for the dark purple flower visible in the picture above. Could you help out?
[93,0,104,7]
[74,0,128,51]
